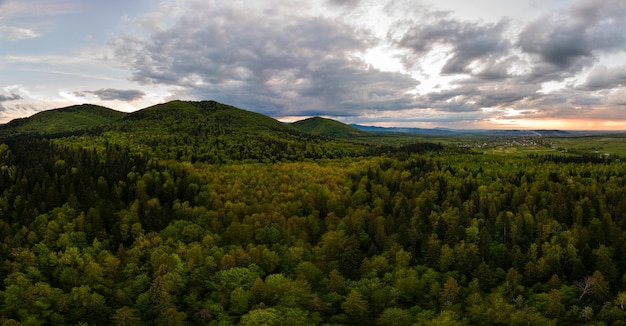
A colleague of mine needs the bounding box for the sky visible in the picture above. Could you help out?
[1,0,626,130]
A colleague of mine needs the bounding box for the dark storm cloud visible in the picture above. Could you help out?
[397,17,511,75]
[74,88,145,101]
[112,3,418,117]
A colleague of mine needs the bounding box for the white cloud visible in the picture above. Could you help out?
[0,25,39,40]
[0,0,83,18]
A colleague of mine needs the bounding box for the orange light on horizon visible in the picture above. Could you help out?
[490,118,626,131]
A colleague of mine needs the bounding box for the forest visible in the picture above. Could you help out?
[1,101,626,325]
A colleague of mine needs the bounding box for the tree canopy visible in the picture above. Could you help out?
[1,101,626,325]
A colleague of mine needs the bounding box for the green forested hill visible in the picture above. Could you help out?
[0,104,126,139]
[2,100,626,325]
[0,100,397,163]
[117,100,292,133]
[291,116,368,138]
[68,100,383,163]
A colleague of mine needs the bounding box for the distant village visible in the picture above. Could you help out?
[459,136,549,149]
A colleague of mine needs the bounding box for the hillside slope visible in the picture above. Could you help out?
[113,100,294,134]
[291,116,368,138]
[0,104,126,139]
[90,100,377,162]
[0,100,443,162]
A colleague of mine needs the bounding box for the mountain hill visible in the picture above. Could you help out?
[113,100,293,134]
[291,116,368,138]
[351,124,457,135]
[0,100,444,162]
[0,104,126,139]
[95,100,375,162]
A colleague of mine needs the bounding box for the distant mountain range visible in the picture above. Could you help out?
[350,124,582,137]
[350,124,457,135]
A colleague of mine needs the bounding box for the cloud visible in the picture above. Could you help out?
[0,92,22,102]
[111,1,419,117]
[326,0,362,9]
[0,86,26,114]
[605,88,626,106]
[0,103,39,120]
[74,88,146,101]
[103,0,626,128]
[517,0,626,82]
[0,85,42,116]
[518,16,591,71]
[419,79,543,113]
[0,25,39,41]
[578,65,626,91]
[386,0,626,126]
[396,16,511,75]
[0,0,82,18]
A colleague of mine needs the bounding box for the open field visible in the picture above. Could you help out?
[451,133,626,157]
[359,132,626,157]
[547,134,626,156]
